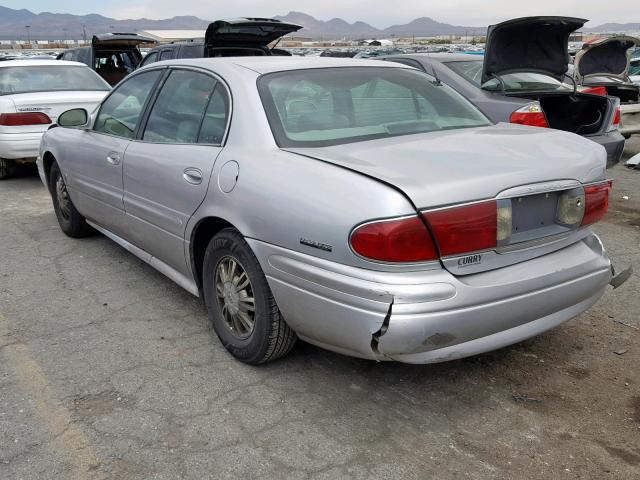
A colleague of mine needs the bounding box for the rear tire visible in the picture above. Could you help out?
[0,158,11,180]
[202,228,296,364]
[49,162,92,238]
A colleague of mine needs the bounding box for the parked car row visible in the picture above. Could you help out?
[0,16,632,365]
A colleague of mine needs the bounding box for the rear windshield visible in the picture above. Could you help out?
[445,60,571,92]
[258,67,490,148]
[0,65,109,95]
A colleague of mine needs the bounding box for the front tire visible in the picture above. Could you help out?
[202,228,296,364]
[49,162,92,238]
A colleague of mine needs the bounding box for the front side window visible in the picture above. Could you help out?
[143,70,217,144]
[445,60,571,92]
[0,66,109,95]
[159,49,173,61]
[94,70,161,139]
[258,67,489,147]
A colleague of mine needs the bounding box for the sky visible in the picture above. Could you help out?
[0,0,636,27]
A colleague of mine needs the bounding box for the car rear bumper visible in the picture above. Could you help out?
[0,132,44,160]
[620,103,640,137]
[248,233,611,364]
[585,130,625,168]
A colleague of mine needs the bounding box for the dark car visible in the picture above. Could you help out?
[383,17,626,167]
[138,18,301,68]
[58,33,154,85]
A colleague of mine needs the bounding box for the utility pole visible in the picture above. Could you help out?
[82,24,87,43]
[25,25,31,47]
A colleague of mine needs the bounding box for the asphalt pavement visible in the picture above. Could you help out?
[1,139,639,479]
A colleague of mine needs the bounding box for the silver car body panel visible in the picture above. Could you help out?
[39,57,615,363]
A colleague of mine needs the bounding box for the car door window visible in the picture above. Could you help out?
[159,49,173,61]
[94,70,162,139]
[198,84,230,144]
[143,70,216,144]
[141,52,158,67]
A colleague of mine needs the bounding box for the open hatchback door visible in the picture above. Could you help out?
[205,18,302,56]
[482,16,586,85]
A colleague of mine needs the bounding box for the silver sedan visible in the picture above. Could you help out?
[38,57,623,364]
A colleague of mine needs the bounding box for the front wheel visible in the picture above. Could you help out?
[202,228,296,364]
[49,162,92,238]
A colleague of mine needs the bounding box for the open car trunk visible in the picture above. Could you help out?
[599,84,640,104]
[205,18,301,57]
[512,92,609,135]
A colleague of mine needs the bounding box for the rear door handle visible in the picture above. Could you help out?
[106,151,121,165]
[183,168,203,185]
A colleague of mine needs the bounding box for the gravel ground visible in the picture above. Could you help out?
[1,139,639,480]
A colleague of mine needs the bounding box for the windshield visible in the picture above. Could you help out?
[258,67,490,148]
[445,60,571,92]
[0,65,110,95]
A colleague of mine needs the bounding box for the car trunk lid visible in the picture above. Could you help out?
[205,18,302,51]
[574,36,640,83]
[286,124,607,274]
[482,16,586,85]
[92,33,155,48]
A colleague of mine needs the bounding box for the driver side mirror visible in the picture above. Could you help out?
[58,108,89,129]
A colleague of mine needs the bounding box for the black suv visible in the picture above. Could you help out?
[58,33,154,85]
[138,18,301,68]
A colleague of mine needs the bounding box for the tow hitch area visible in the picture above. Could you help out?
[610,265,633,289]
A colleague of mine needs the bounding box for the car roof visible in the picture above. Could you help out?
[393,53,484,63]
[153,56,413,75]
[0,60,89,68]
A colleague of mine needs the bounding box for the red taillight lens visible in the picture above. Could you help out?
[0,112,52,126]
[509,103,549,128]
[581,181,612,226]
[581,86,608,96]
[611,106,621,128]
[422,201,497,257]
[350,216,438,262]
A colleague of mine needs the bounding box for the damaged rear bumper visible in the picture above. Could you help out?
[248,233,613,364]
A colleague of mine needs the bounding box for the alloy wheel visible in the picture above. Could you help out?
[215,256,256,340]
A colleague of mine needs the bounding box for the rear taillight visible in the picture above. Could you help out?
[580,86,608,96]
[422,201,497,257]
[581,181,612,226]
[509,102,549,128]
[350,216,438,263]
[611,106,621,129]
[0,112,52,126]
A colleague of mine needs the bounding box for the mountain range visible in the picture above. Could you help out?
[0,6,637,41]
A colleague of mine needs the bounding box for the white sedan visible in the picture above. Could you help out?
[0,60,110,179]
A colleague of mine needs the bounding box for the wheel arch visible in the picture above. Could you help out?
[42,151,57,189]
[190,216,240,291]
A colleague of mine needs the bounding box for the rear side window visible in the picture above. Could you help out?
[180,45,204,59]
[159,49,174,61]
[94,70,162,139]
[143,70,217,144]
[198,85,230,144]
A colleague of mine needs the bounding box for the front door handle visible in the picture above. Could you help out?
[106,151,121,165]
[183,168,203,185]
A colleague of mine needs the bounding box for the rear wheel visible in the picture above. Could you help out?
[0,158,11,180]
[202,228,296,364]
[49,162,92,238]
